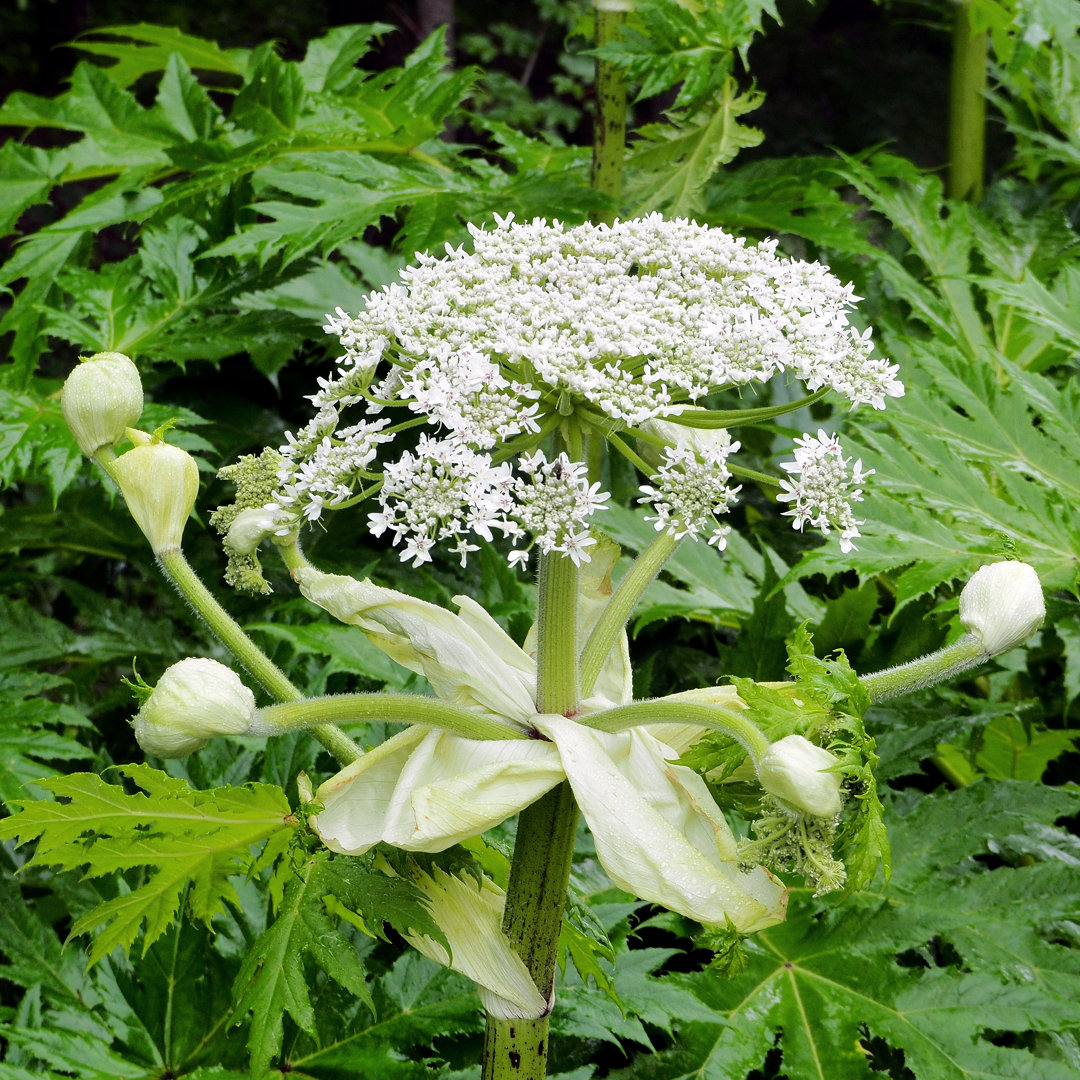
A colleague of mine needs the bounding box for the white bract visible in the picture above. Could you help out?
[756,734,844,817]
[298,566,788,935]
[959,561,1046,656]
[133,658,255,758]
[268,214,900,567]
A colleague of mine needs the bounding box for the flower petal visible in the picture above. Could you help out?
[314,728,563,854]
[534,714,788,933]
[295,567,536,721]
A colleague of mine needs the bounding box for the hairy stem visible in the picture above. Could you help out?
[946,0,988,202]
[254,694,528,741]
[859,634,988,702]
[156,548,360,765]
[590,2,627,222]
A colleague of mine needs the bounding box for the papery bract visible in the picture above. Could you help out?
[533,714,788,933]
[959,561,1045,656]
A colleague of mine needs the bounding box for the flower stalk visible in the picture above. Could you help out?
[483,551,582,1080]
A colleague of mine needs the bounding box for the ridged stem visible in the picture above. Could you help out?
[946,0,988,202]
[482,552,581,1080]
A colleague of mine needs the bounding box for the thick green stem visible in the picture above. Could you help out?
[483,553,581,1080]
[534,552,581,716]
[947,0,988,202]
[579,530,681,698]
[590,2,628,222]
[156,548,360,765]
[254,694,528,742]
[859,634,988,702]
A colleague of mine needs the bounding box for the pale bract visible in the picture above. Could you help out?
[959,561,1045,656]
[298,565,788,934]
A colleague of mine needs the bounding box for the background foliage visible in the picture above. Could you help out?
[1,0,1078,1077]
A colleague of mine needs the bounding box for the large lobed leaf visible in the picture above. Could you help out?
[611,780,1080,1079]
[0,765,295,964]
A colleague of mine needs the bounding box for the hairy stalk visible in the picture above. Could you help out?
[482,553,581,1080]
[156,548,361,765]
[578,699,771,764]
[946,0,988,202]
[579,530,681,698]
[859,634,988,702]
[590,1,628,221]
[253,694,528,742]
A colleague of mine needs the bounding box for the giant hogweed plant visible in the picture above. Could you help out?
[2,207,1050,1080]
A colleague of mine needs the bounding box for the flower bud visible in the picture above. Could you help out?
[109,441,199,553]
[133,658,256,758]
[61,352,144,457]
[756,735,843,817]
[959,561,1045,656]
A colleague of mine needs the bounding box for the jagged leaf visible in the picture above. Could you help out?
[0,765,295,964]
[609,781,1080,1080]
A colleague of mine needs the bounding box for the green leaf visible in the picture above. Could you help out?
[626,81,764,216]
[936,713,1080,782]
[0,765,295,964]
[611,781,1080,1080]
[69,24,247,88]
[231,851,374,1076]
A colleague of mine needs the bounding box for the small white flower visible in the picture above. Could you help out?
[776,429,872,551]
[959,561,1045,656]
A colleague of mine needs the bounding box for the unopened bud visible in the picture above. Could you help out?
[61,352,144,457]
[959,561,1045,656]
[756,735,843,817]
[109,441,199,553]
[133,657,255,758]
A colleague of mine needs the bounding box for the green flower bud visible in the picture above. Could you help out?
[60,352,144,457]
[109,441,199,553]
[756,734,843,817]
[133,657,256,758]
[959,561,1045,656]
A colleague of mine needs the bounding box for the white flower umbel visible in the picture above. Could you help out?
[755,735,843,817]
[133,658,255,758]
[262,214,900,567]
[638,435,741,548]
[776,429,873,552]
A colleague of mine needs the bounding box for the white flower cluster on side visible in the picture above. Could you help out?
[638,431,741,547]
[776,429,874,552]
[271,214,901,567]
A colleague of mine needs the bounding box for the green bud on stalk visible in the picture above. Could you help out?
[109,437,199,554]
[756,735,843,817]
[133,657,256,758]
[60,352,144,457]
